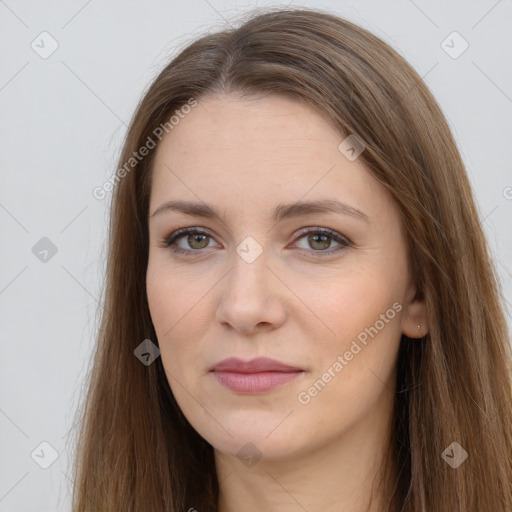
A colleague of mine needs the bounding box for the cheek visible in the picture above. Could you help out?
[292,273,403,428]
[292,260,402,340]
[146,265,215,386]
[293,262,404,397]
[146,256,208,335]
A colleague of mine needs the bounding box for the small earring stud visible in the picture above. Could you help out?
[417,324,420,330]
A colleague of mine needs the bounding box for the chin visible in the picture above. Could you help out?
[194,417,307,464]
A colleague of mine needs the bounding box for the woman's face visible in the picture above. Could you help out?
[146,93,425,462]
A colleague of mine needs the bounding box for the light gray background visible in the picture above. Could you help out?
[1,0,511,510]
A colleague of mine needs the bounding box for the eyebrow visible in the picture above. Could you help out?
[150,198,369,224]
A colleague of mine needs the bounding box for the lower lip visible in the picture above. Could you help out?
[212,371,303,393]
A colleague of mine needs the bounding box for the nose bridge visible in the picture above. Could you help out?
[215,236,286,331]
[228,237,270,297]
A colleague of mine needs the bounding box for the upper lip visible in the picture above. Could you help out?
[211,357,303,373]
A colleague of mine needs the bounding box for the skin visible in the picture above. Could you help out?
[146,93,428,512]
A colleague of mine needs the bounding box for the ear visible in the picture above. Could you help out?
[401,282,429,338]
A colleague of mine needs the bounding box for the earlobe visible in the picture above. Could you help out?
[401,286,429,338]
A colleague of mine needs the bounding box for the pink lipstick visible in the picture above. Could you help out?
[210,357,304,393]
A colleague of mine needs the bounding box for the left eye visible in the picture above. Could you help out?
[159,227,351,257]
[293,229,350,254]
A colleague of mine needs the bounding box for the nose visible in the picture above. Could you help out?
[215,249,287,334]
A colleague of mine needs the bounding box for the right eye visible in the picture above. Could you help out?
[159,227,218,255]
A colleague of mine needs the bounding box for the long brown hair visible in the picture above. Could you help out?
[71,6,512,511]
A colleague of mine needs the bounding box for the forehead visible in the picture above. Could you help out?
[156,92,342,159]
[149,93,388,220]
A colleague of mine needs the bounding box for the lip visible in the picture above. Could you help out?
[210,357,304,394]
[210,357,303,373]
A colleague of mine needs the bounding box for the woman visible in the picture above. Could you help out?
[71,7,512,512]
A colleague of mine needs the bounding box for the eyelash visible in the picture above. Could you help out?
[158,226,352,258]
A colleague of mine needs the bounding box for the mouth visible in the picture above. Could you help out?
[210,357,304,394]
